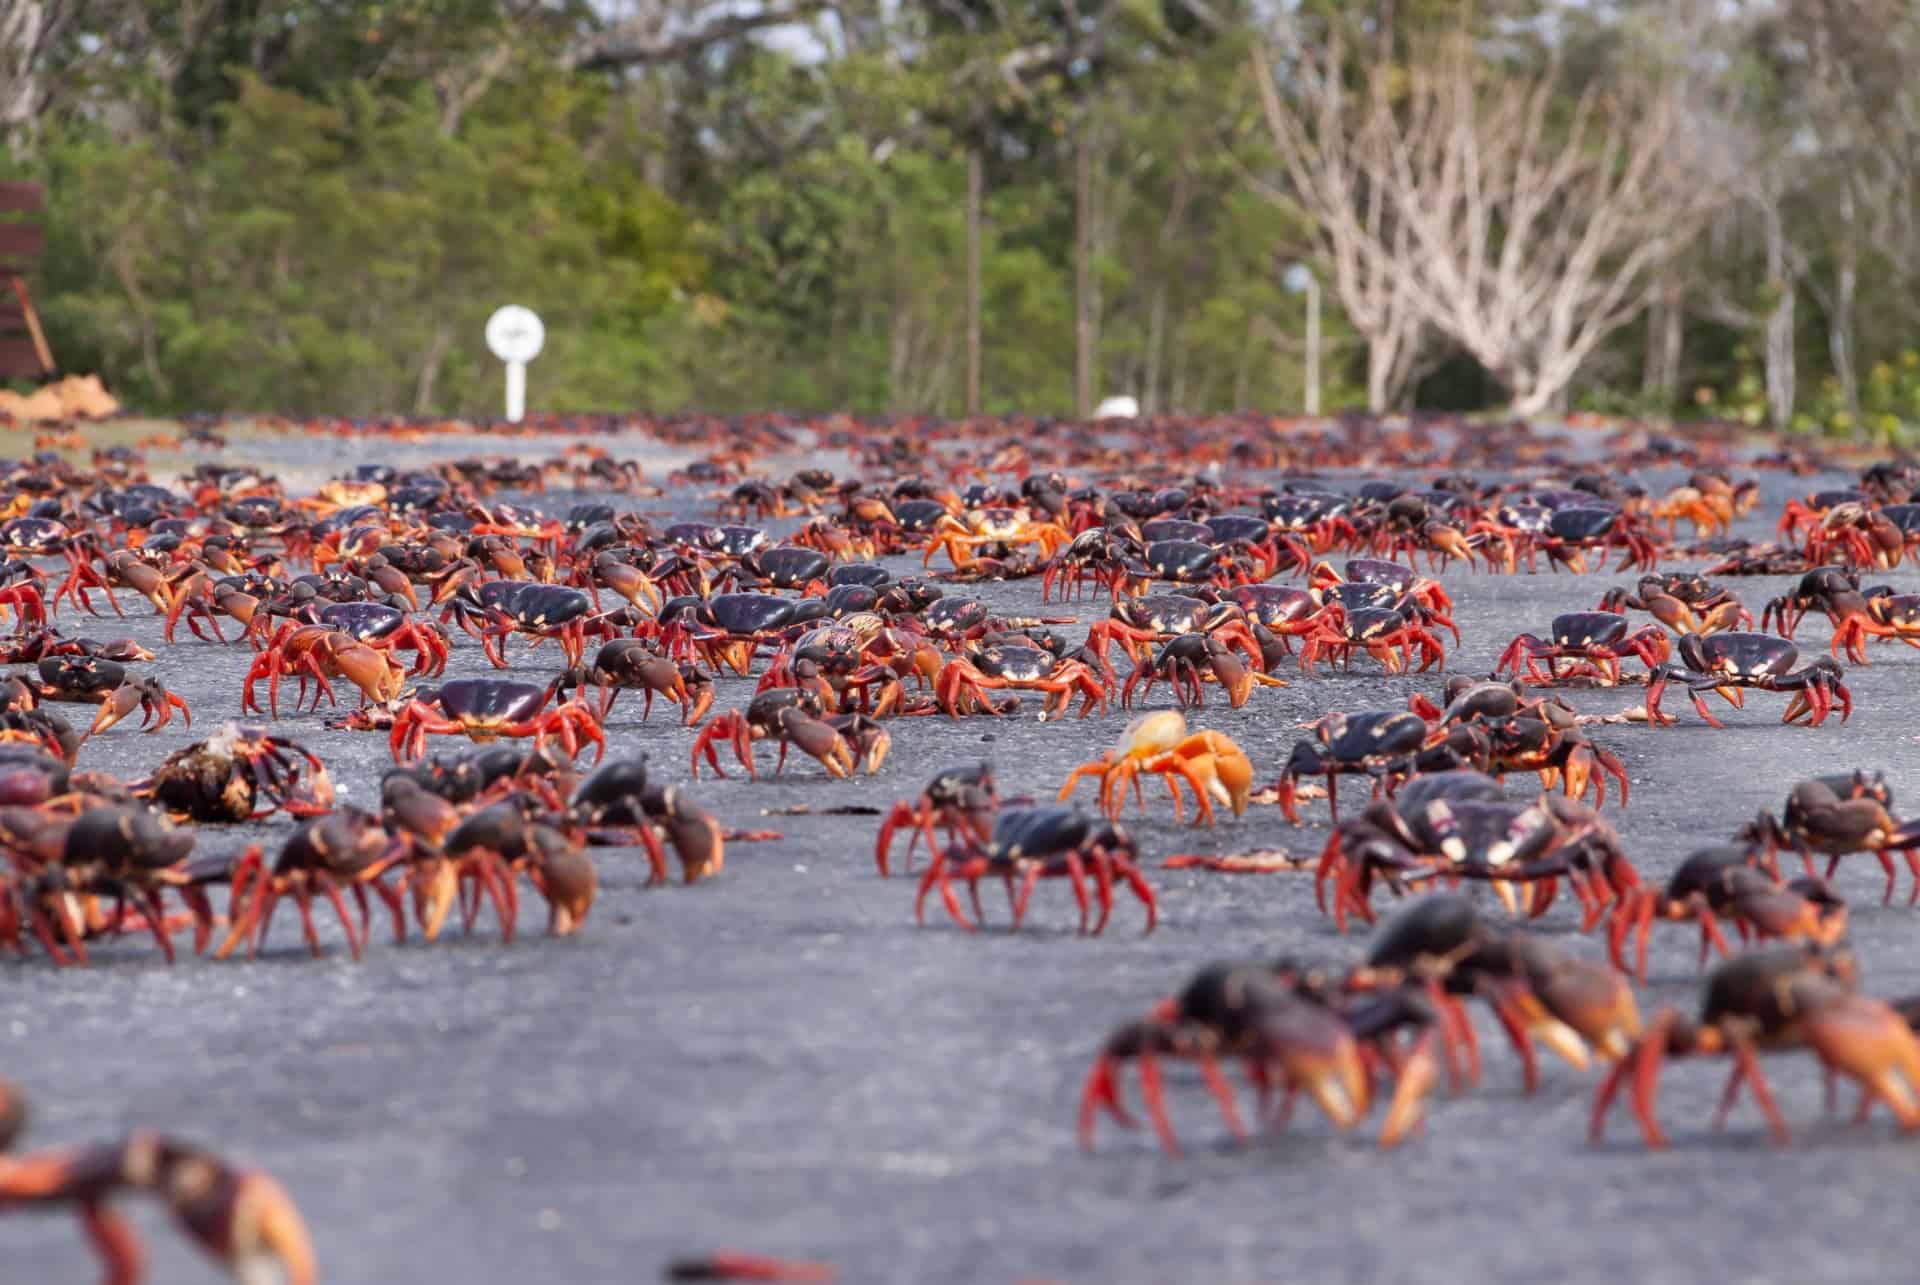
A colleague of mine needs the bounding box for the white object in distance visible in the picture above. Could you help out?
[1094,395,1140,421]
[484,305,546,423]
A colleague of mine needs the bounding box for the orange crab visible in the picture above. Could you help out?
[922,506,1070,570]
[1056,710,1253,827]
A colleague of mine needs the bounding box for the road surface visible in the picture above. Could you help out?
[8,426,1920,1284]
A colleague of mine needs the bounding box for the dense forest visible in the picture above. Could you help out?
[1,1,1917,433]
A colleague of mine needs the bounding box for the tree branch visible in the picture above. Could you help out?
[567,3,830,71]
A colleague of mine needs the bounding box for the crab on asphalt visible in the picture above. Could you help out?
[1644,633,1851,729]
[913,806,1156,937]
[1056,710,1253,828]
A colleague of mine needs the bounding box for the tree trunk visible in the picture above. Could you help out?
[1169,332,1188,414]
[0,1,48,154]
[1143,283,1167,415]
[1757,203,1796,428]
[1831,183,1859,422]
[1365,314,1427,412]
[1233,315,1255,409]
[1510,382,1555,418]
[1765,287,1796,428]
[1642,280,1683,403]
[1367,342,1393,413]
[414,323,454,415]
[1073,133,1094,418]
[1303,277,1321,415]
[964,146,983,416]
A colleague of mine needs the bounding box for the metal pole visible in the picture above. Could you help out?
[506,361,526,423]
[966,146,983,416]
[1304,274,1321,416]
[1074,135,1093,419]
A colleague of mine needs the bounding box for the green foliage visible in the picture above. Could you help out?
[11,0,1337,417]
[20,0,1905,424]
[1798,355,1920,444]
[33,73,704,416]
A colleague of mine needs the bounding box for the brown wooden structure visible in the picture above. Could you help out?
[0,182,54,380]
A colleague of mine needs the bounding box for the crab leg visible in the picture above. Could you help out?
[1064,852,1090,934]
[1196,1055,1248,1142]
[1010,862,1045,932]
[1134,1053,1180,1154]
[1730,1032,1790,1143]
[913,854,974,932]
[1089,851,1115,935]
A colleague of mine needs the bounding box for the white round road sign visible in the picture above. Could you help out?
[485,306,545,363]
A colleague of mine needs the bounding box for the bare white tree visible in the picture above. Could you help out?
[1255,21,1721,416]
[1252,30,1432,412]
[0,0,71,155]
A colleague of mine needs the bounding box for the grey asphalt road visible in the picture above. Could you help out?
[9,428,1920,1285]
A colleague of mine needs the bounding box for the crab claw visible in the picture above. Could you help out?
[684,677,716,727]
[408,855,460,943]
[1804,994,1920,1131]
[83,680,189,740]
[535,845,598,936]
[1275,1016,1369,1137]
[335,641,407,705]
[1376,1029,1439,1147]
[221,1170,319,1285]
[1210,649,1256,708]
[777,709,853,779]
[652,786,726,882]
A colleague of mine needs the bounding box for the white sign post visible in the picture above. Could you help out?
[484,305,545,423]
[1281,264,1321,416]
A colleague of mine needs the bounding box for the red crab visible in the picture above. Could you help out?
[389,679,606,764]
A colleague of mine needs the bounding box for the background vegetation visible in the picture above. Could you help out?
[1,0,1916,433]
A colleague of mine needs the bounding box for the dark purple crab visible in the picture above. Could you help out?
[26,803,210,966]
[1141,518,1210,544]
[1084,593,1262,677]
[474,583,617,669]
[1273,709,1433,824]
[438,575,540,632]
[317,600,449,676]
[920,594,991,640]
[388,678,606,763]
[1321,785,1630,931]
[25,655,192,740]
[1310,557,1458,625]
[688,687,856,780]
[1120,633,1282,711]
[0,516,77,559]
[705,524,774,559]
[571,765,734,884]
[875,762,1000,877]
[1203,512,1311,577]
[1129,539,1251,590]
[1535,505,1662,574]
[1760,566,1866,640]
[662,591,803,674]
[1495,611,1672,686]
[913,806,1156,936]
[559,638,714,724]
[1042,527,1139,602]
[732,545,832,593]
[1263,490,1360,550]
[1645,632,1851,729]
